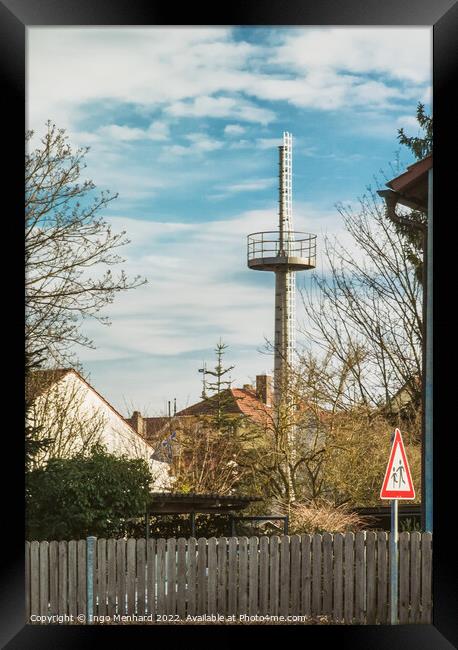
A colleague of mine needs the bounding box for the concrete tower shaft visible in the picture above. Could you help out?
[274,268,295,400]
[247,132,316,405]
[275,132,296,400]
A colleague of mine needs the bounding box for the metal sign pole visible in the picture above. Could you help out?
[381,428,414,625]
[390,499,398,625]
[425,167,433,533]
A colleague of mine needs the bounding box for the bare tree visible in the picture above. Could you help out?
[322,408,421,508]
[240,349,421,510]
[26,369,106,469]
[25,122,146,367]
[300,187,422,427]
[171,417,249,495]
[237,370,329,512]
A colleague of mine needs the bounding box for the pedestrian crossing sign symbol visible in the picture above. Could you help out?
[380,428,415,499]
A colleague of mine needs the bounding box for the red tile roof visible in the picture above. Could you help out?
[387,154,432,192]
[175,387,272,426]
[231,388,273,424]
[386,154,432,211]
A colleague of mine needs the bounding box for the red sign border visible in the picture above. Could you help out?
[380,428,415,500]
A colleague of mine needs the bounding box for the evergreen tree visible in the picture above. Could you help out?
[171,342,246,495]
[203,340,235,432]
[397,103,433,160]
[386,102,433,283]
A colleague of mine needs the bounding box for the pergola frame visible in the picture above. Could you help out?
[145,492,262,538]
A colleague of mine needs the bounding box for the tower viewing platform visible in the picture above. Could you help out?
[247,230,316,272]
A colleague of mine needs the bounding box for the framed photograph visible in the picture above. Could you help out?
[2,0,456,646]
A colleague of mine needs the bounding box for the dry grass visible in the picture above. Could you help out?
[283,500,373,534]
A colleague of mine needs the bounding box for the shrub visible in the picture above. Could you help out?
[282,500,372,534]
[26,443,152,540]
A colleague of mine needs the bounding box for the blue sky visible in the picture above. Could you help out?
[28,26,431,416]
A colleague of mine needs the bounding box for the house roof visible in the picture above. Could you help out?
[386,154,432,211]
[148,491,261,514]
[126,387,274,451]
[129,387,330,448]
[123,415,173,447]
[390,375,421,412]
[175,387,272,425]
[144,416,172,438]
[127,387,273,448]
[29,368,157,451]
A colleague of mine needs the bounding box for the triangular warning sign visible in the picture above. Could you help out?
[380,428,415,500]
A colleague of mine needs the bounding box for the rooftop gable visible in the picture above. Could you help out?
[30,368,156,451]
[176,387,271,425]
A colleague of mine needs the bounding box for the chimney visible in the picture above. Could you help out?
[131,410,145,437]
[256,375,273,406]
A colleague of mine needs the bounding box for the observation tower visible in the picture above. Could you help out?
[247,132,316,404]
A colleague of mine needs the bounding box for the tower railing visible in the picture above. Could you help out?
[247,231,317,268]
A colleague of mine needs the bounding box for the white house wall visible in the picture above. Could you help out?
[32,372,172,490]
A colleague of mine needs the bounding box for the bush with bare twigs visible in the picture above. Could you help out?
[280,500,372,534]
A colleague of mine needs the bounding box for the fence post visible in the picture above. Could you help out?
[86,536,97,624]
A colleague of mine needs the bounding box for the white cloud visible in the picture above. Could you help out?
[97,120,170,142]
[256,137,283,149]
[224,124,246,136]
[27,27,431,139]
[339,109,427,141]
[221,178,275,194]
[422,86,432,105]
[78,211,275,362]
[161,144,189,157]
[185,132,223,151]
[246,69,405,111]
[272,27,431,85]
[228,139,251,150]
[27,27,260,130]
[161,132,224,157]
[75,153,171,199]
[240,28,431,111]
[166,95,275,125]
[146,121,170,140]
[28,26,431,137]
[98,124,144,141]
[395,114,423,133]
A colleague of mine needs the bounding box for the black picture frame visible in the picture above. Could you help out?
[2,0,456,647]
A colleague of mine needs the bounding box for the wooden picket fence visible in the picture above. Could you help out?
[25,531,432,624]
